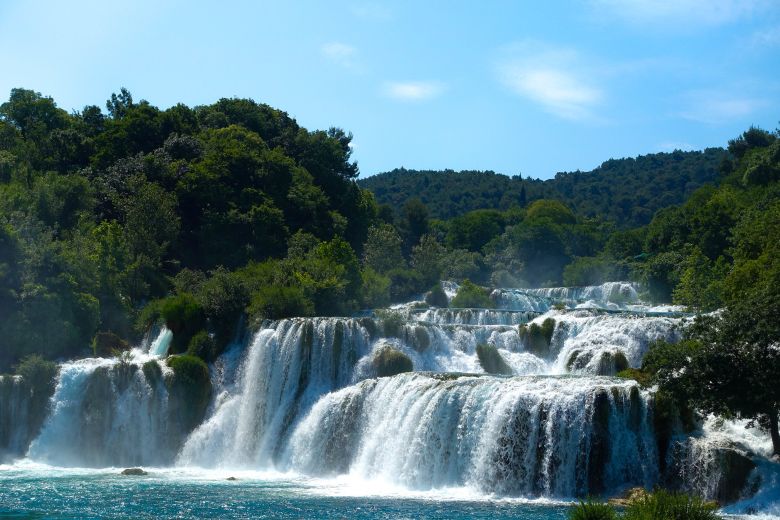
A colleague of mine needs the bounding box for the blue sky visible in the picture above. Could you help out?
[1,0,778,179]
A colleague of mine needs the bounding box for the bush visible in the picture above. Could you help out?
[361,267,391,309]
[387,268,426,303]
[425,283,448,307]
[247,285,314,322]
[376,310,405,338]
[372,347,413,377]
[616,368,652,388]
[568,500,618,520]
[15,354,58,398]
[92,331,129,357]
[520,318,556,357]
[450,279,494,308]
[159,293,206,354]
[623,490,717,520]
[186,330,218,361]
[166,354,212,430]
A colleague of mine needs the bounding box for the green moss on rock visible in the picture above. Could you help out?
[166,354,212,432]
[476,343,513,376]
[372,347,413,377]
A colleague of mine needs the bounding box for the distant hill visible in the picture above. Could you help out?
[359,148,726,227]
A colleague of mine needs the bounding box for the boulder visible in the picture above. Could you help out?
[121,468,148,476]
[372,347,413,378]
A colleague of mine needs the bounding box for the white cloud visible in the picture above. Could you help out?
[351,3,393,21]
[496,42,603,121]
[590,0,774,26]
[751,26,780,47]
[680,90,767,124]
[321,42,358,68]
[382,81,445,102]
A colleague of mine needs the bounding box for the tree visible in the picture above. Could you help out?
[401,197,429,249]
[362,224,405,274]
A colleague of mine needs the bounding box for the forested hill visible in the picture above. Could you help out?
[359,148,726,226]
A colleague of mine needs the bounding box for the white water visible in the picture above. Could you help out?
[149,327,173,357]
[2,281,777,513]
[283,373,657,496]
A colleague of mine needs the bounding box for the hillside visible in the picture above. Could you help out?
[359,148,726,226]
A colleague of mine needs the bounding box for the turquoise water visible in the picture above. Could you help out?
[0,467,571,519]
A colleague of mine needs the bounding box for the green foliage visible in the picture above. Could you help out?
[446,209,505,251]
[387,268,426,303]
[363,224,405,273]
[360,267,390,309]
[564,256,625,287]
[14,354,58,399]
[0,87,373,371]
[376,310,405,338]
[476,343,513,376]
[186,330,218,361]
[616,368,652,388]
[92,331,129,357]
[158,293,206,354]
[247,285,314,322]
[622,490,717,520]
[568,500,617,520]
[372,347,413,377]
[166,354,212,430]
[520,318,556,357]
[450,280,494,308]
[360,150,724,226]
[425,283,449,308]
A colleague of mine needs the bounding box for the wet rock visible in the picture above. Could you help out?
[226,476,238,481]
[372,347,413,377]
[476,343,513,376]
[121,468,148,476]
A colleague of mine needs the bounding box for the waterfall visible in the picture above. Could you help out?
[148,327,173,357]
[3,279,775,510]
[282,373,658,497]
[26,356,181,467]
[0,376,32,462]
[177,318,371,468]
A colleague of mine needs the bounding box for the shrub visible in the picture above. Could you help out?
[387,268,426,303]
[166,354,212,430]
[92,331,129,357]
[425,283,448,307]
[159,293,206,354]
[450,279,494,308]
[376,310,405,338]
[623,490,717,520]
[187,330,218,361]
[520,318,556,357]
[568,500,617,520]
[617,368,652,388]
[247,285,314,322]
[476,343,513,375]
[372,347,413,377]
[14,354,58,428]
[361,267,391,309]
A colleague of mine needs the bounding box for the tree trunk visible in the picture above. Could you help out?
[770,409,780,457]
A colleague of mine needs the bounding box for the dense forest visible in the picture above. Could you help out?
[360,149,725,226]
[1,87,778,447]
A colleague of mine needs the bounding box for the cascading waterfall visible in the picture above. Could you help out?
[26,355,181,468]
[2,280,776,511]
[283,373,658,496]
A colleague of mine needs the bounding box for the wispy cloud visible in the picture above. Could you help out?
[321,42,358,69]
[679,90,767,124]
[351,3,393,21]
[589,0,775,27]
[382,81,445,102]
[750,26,780,47]
[496,41,603,121]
